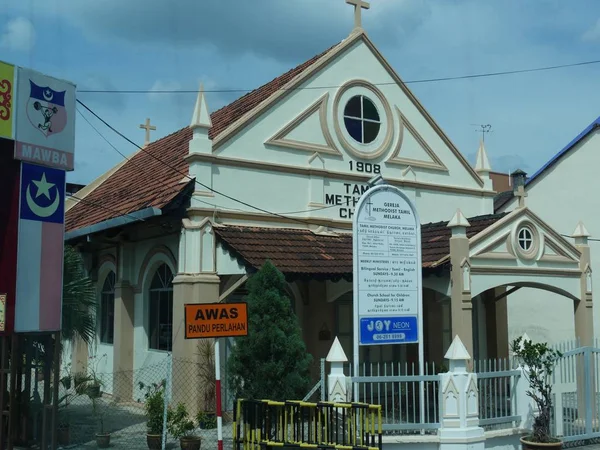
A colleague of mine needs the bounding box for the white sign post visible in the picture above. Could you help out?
[352,180,424,423]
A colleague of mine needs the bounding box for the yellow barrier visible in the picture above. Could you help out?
[233,399,382,450]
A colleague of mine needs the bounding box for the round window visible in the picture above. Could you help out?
[517,227,534,252]
[343,95,381,144]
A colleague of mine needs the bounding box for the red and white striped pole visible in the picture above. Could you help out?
[215,338,223,450]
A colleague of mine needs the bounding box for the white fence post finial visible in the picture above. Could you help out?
[439,335,485,450]
[327,337,349,403]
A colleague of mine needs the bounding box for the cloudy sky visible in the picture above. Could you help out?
[3,0,600,185]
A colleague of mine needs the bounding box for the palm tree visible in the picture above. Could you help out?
[61,245,97,345]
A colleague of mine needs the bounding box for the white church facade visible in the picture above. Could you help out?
[64,9,594,410]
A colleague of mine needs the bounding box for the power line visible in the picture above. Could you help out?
[77,106,350,217]
[76,99,335,225]
[77,58,600,94]
[68,193,146,224]
[560,234,600,243]
[76,101,599,243]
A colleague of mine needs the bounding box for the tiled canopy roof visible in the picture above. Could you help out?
[65,45,337,234]
[214,213,507,276]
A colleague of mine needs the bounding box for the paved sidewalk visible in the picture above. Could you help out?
[571,444,600,450]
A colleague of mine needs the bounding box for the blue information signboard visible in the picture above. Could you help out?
[352,181,424,419]
[359,316,418,345]
[352,183,423,349]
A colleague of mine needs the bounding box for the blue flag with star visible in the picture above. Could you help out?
[20,162,65,224]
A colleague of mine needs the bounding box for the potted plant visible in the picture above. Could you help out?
[168,402,202,450]
[91,394,111,448]
[511,336,563,450]
[139,380,167,450]
[60,361,73,390]
[86,353,106,399]
[197,340,217,428]
[73,371,92,395]
[197,411,217,429]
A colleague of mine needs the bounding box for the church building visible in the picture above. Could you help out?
[64,1,594,409]
[497,116,600,345]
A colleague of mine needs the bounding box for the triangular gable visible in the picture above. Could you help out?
[387,107,447,171]
[212,31,484,188]
[469,207,581,264]
[265,93,341,156]
[359,35,479,184]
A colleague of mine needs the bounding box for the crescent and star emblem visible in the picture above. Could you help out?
[25,172,60,218]
[43,89,54,102]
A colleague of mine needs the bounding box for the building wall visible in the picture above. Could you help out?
[66,233,179,397]
[196,38,495,230]
[500,129,600,343]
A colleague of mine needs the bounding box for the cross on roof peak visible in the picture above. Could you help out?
[346,0,370,30]
[139,118,156,147]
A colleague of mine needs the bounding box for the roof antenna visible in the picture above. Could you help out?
[471,124,493,143]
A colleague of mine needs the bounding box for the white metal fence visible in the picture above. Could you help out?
[351,362,441,434]
[345,358,520,435]
[551,340,600,445]
[474,358,521,430]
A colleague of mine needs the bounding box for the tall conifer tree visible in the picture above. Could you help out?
[227,260,312,401]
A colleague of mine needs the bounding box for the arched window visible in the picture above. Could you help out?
[100,271,115,344]
[148,264,174,351]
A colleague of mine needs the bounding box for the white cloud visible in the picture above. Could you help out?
[0,17,36,52]
[582,18,600,41]
[5,0,428,63]
[148,80,182,102]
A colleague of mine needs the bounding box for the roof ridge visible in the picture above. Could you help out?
[130,41,341,149]
[526,114,600,187]
[210,43,339,118]
[421,212,509,229]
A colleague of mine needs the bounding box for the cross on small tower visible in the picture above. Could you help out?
[139,118,156,147]
[515,185,528,208]
[346,0,370,30]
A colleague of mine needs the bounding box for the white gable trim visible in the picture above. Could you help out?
[265,92,341,156]
[211,31,484,188]
[387,106,448,172]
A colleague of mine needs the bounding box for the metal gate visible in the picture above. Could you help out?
[552,345,600,445]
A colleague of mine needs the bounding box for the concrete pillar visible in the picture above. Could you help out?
[484,291,498,360]
[171,216,220,414]
[572,221,596,429]
[439,335,485,450]
[112,280,135,401]
[447,209,474,363]
[573,221,594,346]
[70,337,89,375]
[494,287,509,359]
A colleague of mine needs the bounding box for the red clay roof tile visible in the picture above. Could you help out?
[66,44,338,233]
[214,213,507,275]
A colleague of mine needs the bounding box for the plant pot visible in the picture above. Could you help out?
[57,424,70,445]
[87,384,101,399]
[147,434,162,450]
[520,436,563,450]
[96,433,111,448]
[180,436,201,450]
[198,411,217,429]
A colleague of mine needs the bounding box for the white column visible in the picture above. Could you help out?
[513,333,537,432]
[439,335,485,450]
